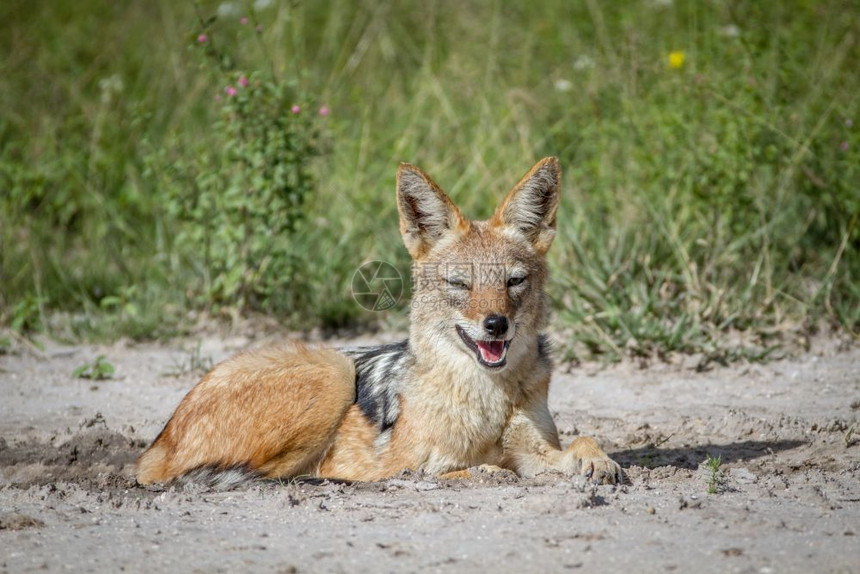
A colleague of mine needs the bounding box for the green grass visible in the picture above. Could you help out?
[163,340,215,378]
[73,355,116,381]
[1,0,858,359]
[703,454,725,495]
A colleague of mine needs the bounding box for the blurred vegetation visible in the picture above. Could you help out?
[0,0,857,360]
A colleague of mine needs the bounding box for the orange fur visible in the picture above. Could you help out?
[316,405,384,481]
[136,157,623,487]
[137,345,355,484]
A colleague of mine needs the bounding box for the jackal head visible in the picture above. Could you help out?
[397,157,560,372]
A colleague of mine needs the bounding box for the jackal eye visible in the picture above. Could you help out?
[507,275,527,288]
[446,278,469,290]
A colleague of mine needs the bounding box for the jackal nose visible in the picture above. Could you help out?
[483,314,509,338]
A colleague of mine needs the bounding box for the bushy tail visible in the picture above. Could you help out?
[173,464,261,491]
[135,344,356,487]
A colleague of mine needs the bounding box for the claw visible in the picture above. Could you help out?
[576,455,623,485]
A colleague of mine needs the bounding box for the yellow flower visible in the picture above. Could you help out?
[668,50,685,69]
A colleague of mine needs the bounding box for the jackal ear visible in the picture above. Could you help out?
[396,163,467,259]
[491,157,560,254]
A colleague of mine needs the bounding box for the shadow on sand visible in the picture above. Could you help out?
[610,439,806,470]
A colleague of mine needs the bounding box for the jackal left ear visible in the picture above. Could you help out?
[492,157,560,254]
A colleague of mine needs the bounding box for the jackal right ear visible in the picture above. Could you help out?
[396,163,467,259]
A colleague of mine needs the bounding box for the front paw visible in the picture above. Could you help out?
[564,437,624,484]
[580,456,624,485]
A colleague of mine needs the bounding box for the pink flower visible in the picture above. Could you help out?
[238,76,249,88]
[319,106,330,117]
[291,105,301,114]
[197,33,208,43]
[840,141,849,151]
[255,25,262,33]
[240,17,248,25]
[225,85,238,97]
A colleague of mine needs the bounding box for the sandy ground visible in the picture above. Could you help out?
[1,333,858,574]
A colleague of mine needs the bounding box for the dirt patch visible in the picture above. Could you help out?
[0,420,145,488]
[0,513,44,531]
[0,337,858,573]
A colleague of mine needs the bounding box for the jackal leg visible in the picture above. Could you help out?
[501,404,623,485]
[439,465,510,480]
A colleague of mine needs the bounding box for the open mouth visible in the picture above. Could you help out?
[455,325,511,369]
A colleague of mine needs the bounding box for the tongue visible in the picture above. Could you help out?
[476,340,505,363]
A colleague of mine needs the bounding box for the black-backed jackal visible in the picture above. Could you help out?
[136,158,623,488]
